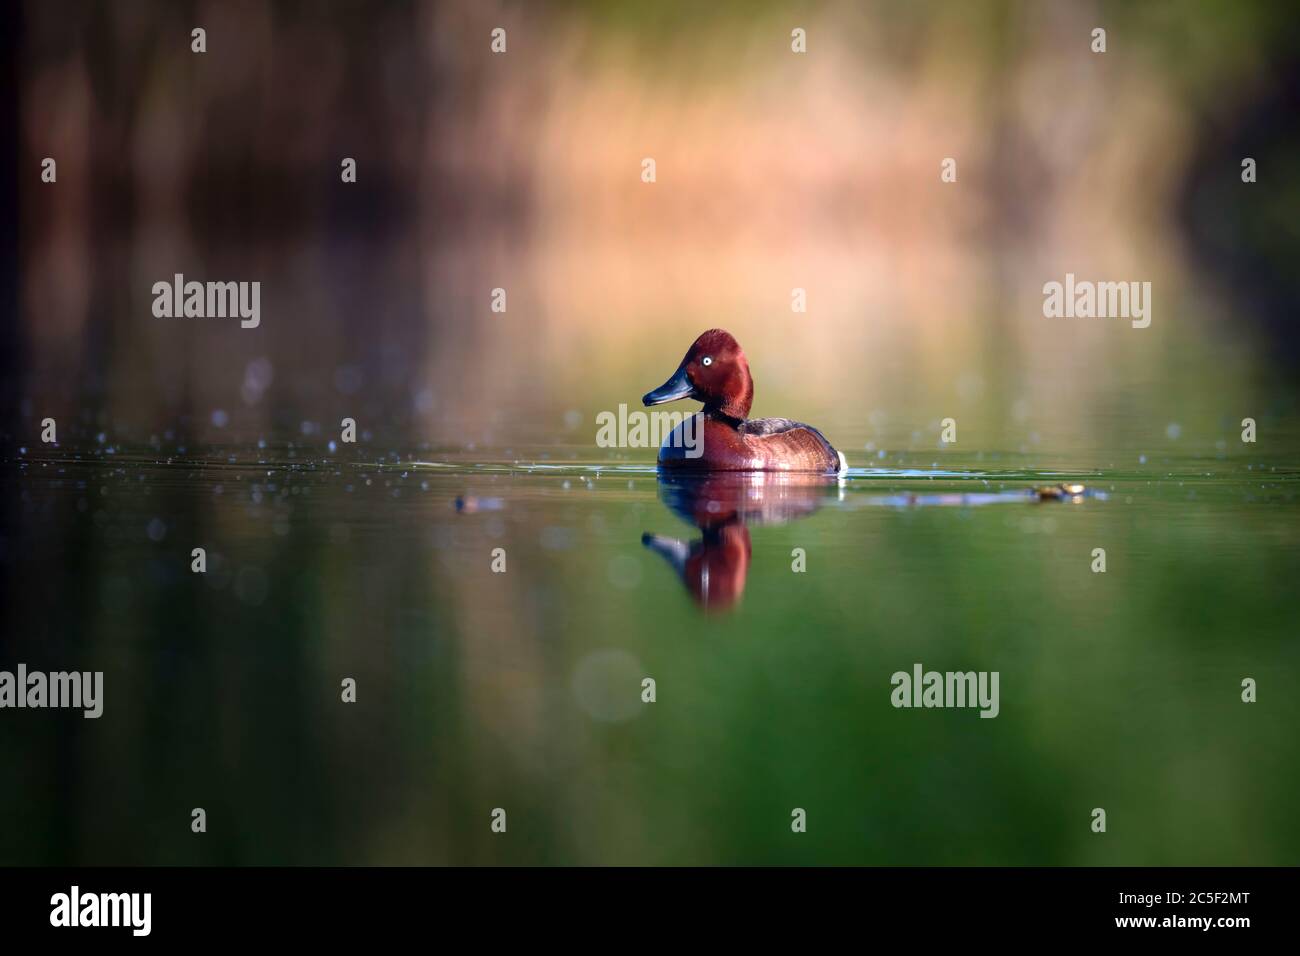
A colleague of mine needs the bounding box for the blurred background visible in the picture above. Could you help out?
[7,0,1300,450]
[2,0,1299,865]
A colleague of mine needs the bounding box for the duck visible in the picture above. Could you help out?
[641,329,847,474]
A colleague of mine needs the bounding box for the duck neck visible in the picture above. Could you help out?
[705,368,753,422]
[705,407,746,429]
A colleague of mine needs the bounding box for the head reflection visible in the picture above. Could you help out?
[641,472,838,612]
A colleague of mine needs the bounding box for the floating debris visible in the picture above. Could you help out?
[1034,482,1088,502]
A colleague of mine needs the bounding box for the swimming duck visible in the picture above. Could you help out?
[641,329,847,474]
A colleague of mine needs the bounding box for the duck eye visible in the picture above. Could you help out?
[701,356,713,367]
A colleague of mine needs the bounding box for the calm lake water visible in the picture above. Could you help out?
[3,436,1297,865]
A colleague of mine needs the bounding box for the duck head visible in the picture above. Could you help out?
[642,525,751,613]
[642,328,753,420]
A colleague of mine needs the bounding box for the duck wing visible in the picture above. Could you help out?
[742,418,845,474]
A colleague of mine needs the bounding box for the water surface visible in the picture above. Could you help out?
[3,441,1296,865]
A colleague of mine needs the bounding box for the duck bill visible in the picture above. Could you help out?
[641,532,691,575]
[642,366,695,406]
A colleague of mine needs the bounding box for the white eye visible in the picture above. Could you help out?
[701,356,713,366]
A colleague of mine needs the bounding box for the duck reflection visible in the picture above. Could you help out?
[641,472,839,612]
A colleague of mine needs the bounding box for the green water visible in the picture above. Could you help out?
[3,443,1297,865]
